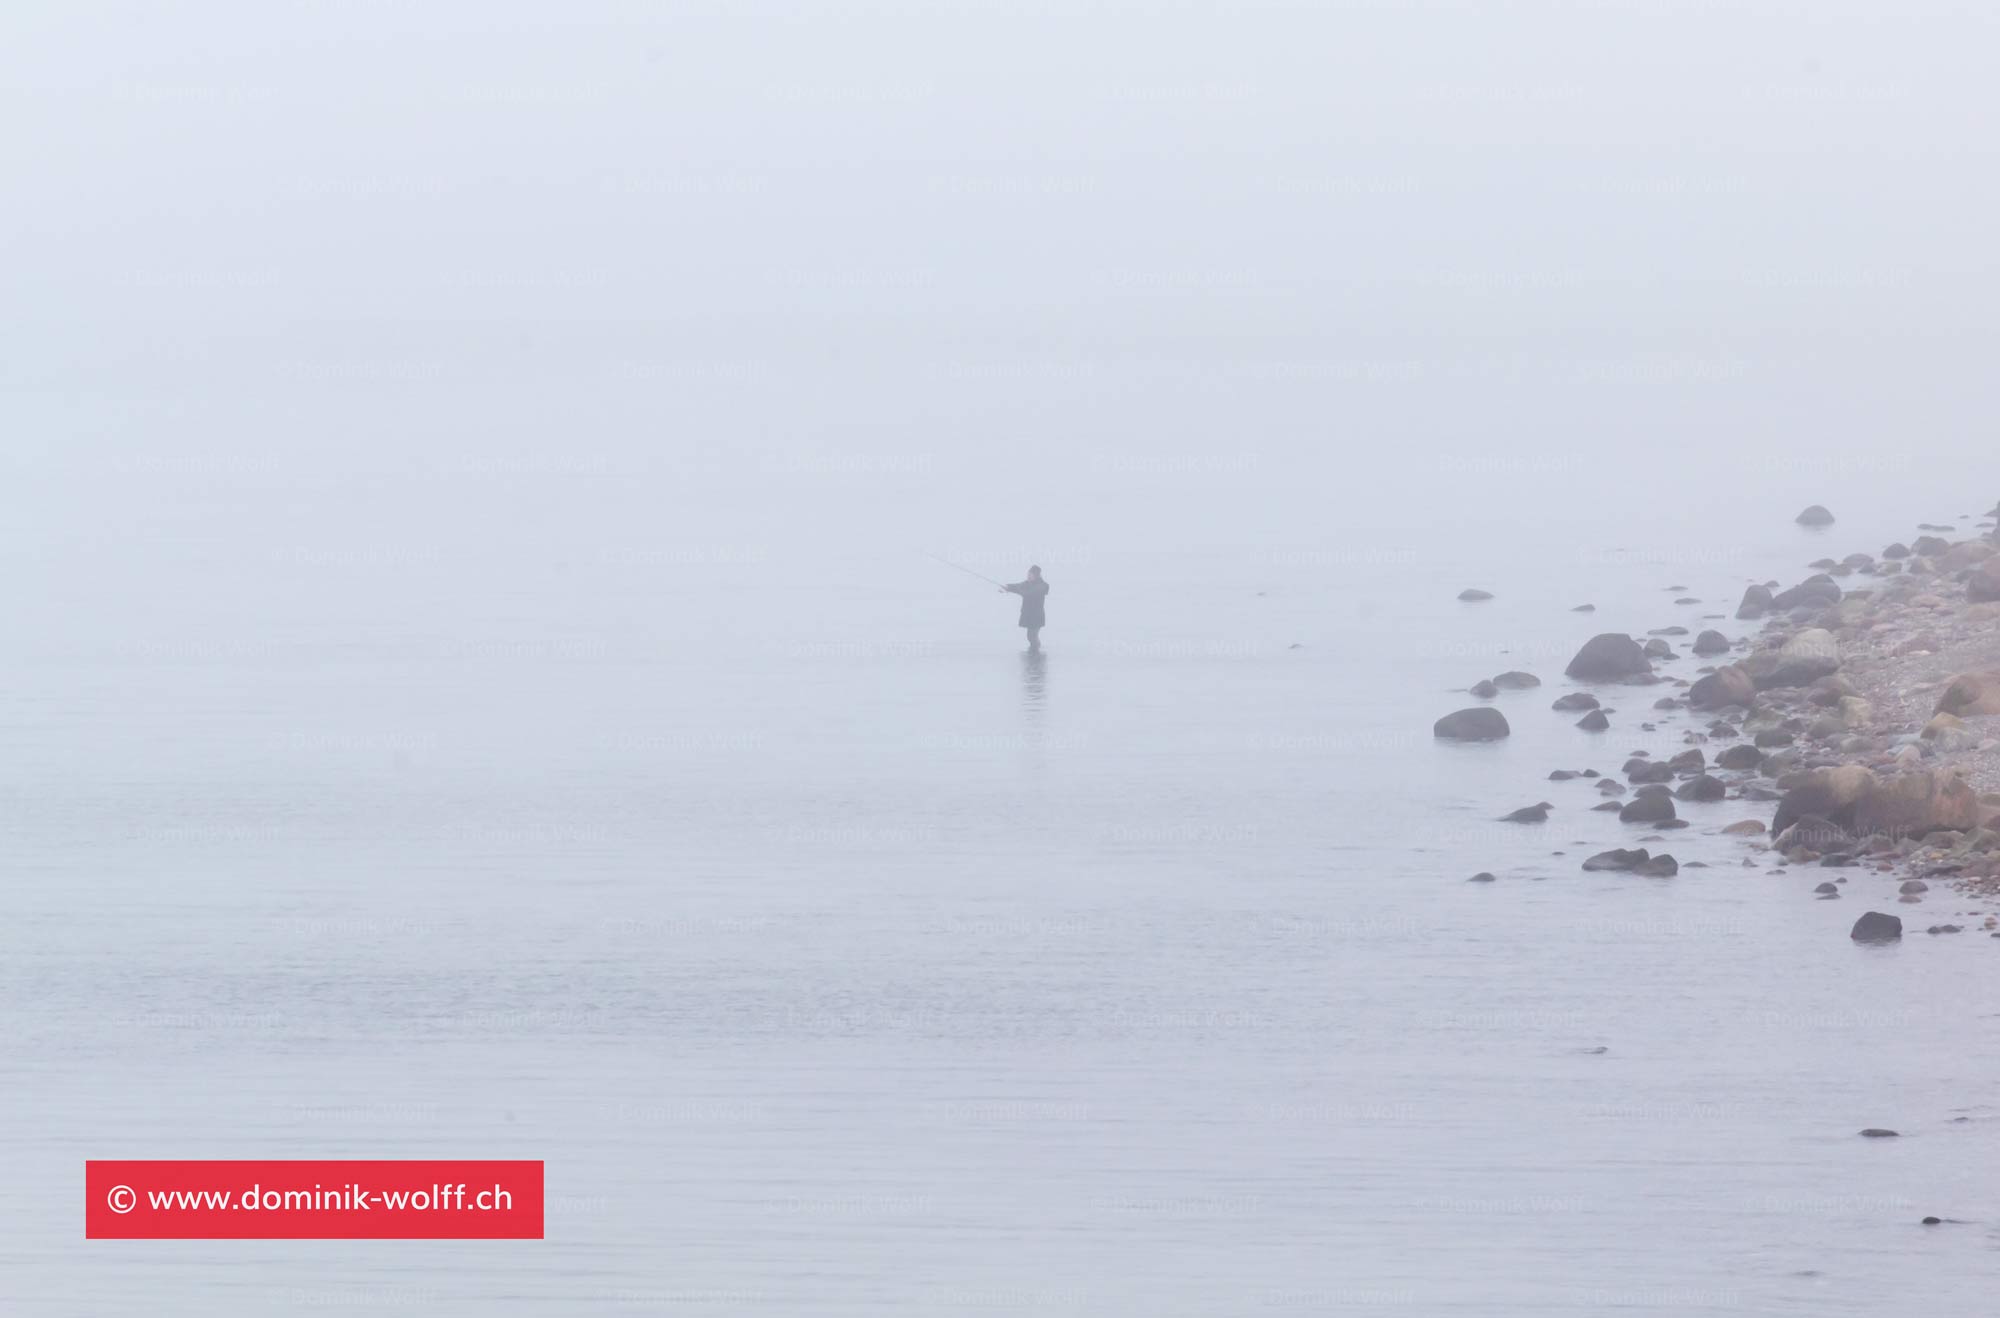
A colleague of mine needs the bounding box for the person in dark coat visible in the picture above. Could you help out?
[1001,566,1049,651]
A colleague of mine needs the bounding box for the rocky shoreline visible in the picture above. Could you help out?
[1439,499,2000,940]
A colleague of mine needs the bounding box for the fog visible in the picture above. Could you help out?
[11,1,1997,558]
[9,5,2000,1313]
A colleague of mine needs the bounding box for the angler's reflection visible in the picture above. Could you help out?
[1019,648,1047,716]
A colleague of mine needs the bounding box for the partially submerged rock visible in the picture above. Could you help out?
[1716,743,1763,771]
[1675,775,1726,802]
[1796,505,1836,526]
[1689,664,1756,710]
[1583,847,1650,872]
[1458,588,1494,601]
[1619,791,1677,824]
[1850,912,1903,943]
[1434,707,1510,741]
[1564,633,1653,682]
[1770,576,1841,612]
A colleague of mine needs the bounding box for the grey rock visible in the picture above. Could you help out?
[1849,912,1903,943]
[1675,775,1727,802]
[1434,708,1510,741]
[1564,633,1653,682]
[1716,744,1763,770]
[1619,793,1677,824]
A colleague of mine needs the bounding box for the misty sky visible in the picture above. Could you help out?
[8,1,1996,560]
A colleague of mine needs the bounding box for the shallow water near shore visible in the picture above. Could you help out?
[3,468,1998,1315]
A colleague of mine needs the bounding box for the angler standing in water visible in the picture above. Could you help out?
[1001,566,1049,652]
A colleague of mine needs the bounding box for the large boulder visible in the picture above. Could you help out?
[1796,505,1836,526]
[1934,671,2000,718]
[1850,912,1902,943]
[1716,743,1764,770]
[1913,535,1950,556]
[1433,707,1510,741]
[1771,575,1841,612]
[1939,541,1996,570]
[1775,814,1851,853]
[1491,670,1541,689]
[1691,629,1730,656]
[1773,765,1980,839]
[1736,584,1775,619]
[1675,775,1727,802]
[1619,791,1677,824]
[1751,629,1841,689]
[1582,847,1650,872]
[1969,560,2000,603]
[1852,770,1981,839]
[1772,764,1876,834]
[1564,633,1653,682]
[1689,664,1756,710]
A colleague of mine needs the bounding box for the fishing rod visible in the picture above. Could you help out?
[922,552,1008,588]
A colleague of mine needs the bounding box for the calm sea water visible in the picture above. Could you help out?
[2,464,1996,1315]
